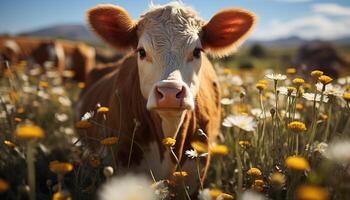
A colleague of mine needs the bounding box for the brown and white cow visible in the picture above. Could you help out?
[0,36,65,73]
[78,2,255,194]
[59,40,96,82]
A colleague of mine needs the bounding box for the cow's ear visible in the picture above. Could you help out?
[86,4,137,52]
[201,9,256,57]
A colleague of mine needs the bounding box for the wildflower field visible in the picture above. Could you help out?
[0,57,350,200]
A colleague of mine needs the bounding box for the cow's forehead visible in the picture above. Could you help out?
[136,3,205,52]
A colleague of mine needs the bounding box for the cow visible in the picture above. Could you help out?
[0,36,65,74]
[58,40,96,82]
[0,36,96,82]
[77,2,256,196]
[293,41,350,79]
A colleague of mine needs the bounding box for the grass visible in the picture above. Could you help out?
[0,53,349,200]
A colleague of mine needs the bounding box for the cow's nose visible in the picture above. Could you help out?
[155,83,186,108]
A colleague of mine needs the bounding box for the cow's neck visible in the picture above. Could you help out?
[157,110,187,138]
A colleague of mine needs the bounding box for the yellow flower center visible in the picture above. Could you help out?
[16,124,44,139]
[210,144,229,155]
[318,75,333,85]
[288,121,307,132]
[49,161,74,174]
[100,137,118,146]
[286,68,296,74]
[247,167,262,176]
[310,70,323,78]
[162,137,176,147]
[292,78,305,86]
[285,156,310,171]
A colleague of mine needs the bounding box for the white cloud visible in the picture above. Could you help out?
[312,3,350,16]
[253,15,350,40]
[252,3,350,40]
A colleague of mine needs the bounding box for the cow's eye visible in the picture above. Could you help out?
[193,48,202,59]
[138,48,146,59]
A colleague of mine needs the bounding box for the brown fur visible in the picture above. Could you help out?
[77,53,220,186]
[0,36,65,73]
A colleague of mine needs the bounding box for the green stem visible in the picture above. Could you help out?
[27,141,36,200]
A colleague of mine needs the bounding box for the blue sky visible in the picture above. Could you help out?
[0,0,349,40]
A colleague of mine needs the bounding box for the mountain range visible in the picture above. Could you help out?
[7,24,350,48]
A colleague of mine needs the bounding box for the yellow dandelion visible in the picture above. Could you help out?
[191,141,208,153]
[4,140,16,148]
[100,137,118,146]
[0,179,9,193]
[52,191,72,200]
[247,167,262,176]
[269,172,286,186]
[75,120,92,129]
[15,117,22,123]
[78,82,86,89]
[173,171,188,177]
[210,144,229,156]
[286,68,296,74]
[318,75,333,85]
[39,81,49,88]
[223,68,234,75]
[292,78,305,86]
[162,137,176,147]
[209,189,234,199]
[254,179,264,186]
[320,114,328,121]
[239,140,252,148]
[285,156,310,171]
[17,107,25,114]
[343,92,350,102]
[310,70,323,78]
[296,103,303,111]
[16,124,44,139]
[258,79,269,85]
[49,161,73,174]
[296,185,329,200]
[255,83,267,91]
[97,107,109,113]
[288,121,307,132]
[287,86,296,95]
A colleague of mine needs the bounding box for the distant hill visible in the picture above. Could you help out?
[19,24,101,44]
[10,24,350,48]
[246,36,350,48]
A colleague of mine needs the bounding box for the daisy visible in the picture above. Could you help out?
[250,108,271,119]
[265,74,287,81]
[240,190,266,200]
[220,98,234,105]
[337,76,350,85]
[315,83,344,97]
[325,140,350,165]
[98,174,156,200]
[229,75,243,86]
[302,93,329,103]
[81,111,94,121]
[222,115,257,132]
[185,149,198,159]
[278,86,296,97]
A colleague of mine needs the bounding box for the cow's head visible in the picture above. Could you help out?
[87,3,255,136]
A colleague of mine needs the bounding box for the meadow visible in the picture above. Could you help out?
[0,45,350,200]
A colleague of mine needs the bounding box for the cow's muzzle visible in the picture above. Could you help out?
[147,80,194,111]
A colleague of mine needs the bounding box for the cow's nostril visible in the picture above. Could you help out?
[176,87,186,99]
[156,87,164,99]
